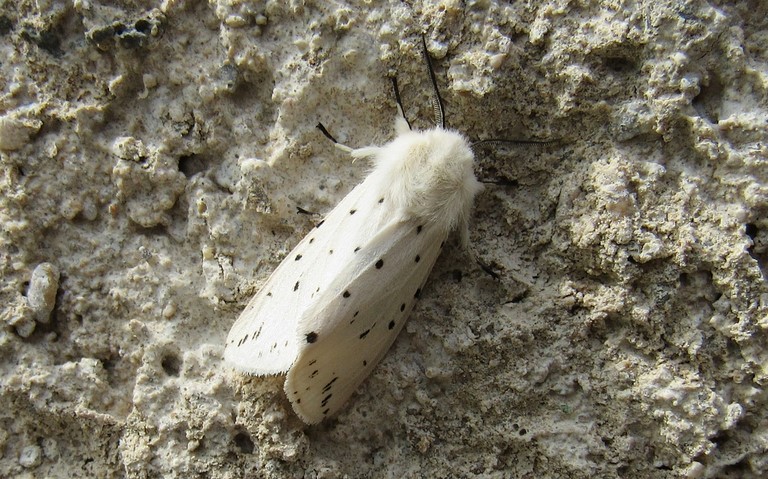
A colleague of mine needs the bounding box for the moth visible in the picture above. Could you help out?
[225,38,482,424]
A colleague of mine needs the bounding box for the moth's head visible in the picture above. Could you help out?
[374,127,481,231]
[423,128,475,173]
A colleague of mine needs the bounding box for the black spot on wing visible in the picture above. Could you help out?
[322,377,338,393]
[359,322,377,339]
[388,320,395,330]
[316,220,325,228]
[400,303,405,312]
[415,255,420,263]
[378,197,384,203]
[417,225,423,234]
[306,332,318,343]
[294,281,300,291]
[354,246,361,252]
[415,288,421,299]
[250,324,263,341]
[375,259,384,269]
[349,209,356,215]
[295,254,302,261]
[343,290,351,298]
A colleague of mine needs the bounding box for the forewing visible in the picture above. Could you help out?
[224,173,397,375]
[285,220,447,423]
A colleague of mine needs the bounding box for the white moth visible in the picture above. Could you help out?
[225,41,482,424]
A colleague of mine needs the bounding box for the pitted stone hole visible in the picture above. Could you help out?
[452,269,463,282]
[179,154,208,178]
[234,431,255,454]
[692,73,723,123]
[161,353,181,376]
[746,223,758,242]
[0,16,13,35]
[603,56,638,75]
[134,19,152,35]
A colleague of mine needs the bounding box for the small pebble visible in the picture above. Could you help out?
[27,263,60,324]
[19,444,42,468]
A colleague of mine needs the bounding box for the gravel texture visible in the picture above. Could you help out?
[1,1,766,478]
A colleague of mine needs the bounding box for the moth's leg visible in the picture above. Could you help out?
[390,77,411,134]
[316,122,381,160]
[316,122,354,154]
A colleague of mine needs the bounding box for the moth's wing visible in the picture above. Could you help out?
[224,173,395,375]
[285,220,447,423]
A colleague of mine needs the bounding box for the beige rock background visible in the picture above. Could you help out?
[1,0,766,477]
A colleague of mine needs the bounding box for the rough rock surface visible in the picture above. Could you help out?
[1,1,766,478]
